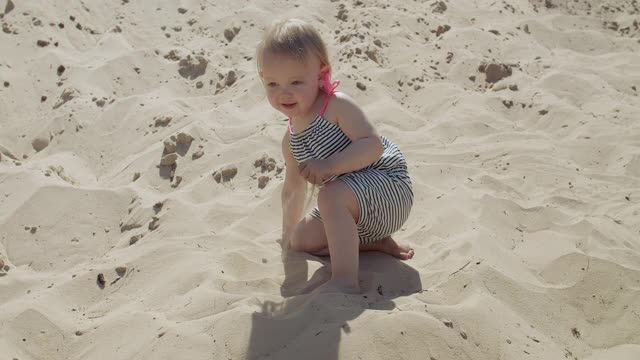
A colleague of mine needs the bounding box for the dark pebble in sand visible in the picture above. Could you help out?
[258,175,270,189]
[225,70,237,86]
[571,327,581,339]
[480,63,512,83]
[57,65,65,76]
[4,0,15,14]
[435,24,451,36]
[213,164,238,183]
[97,273,106,287]
[115,266,127,276]
[129,234,143,245]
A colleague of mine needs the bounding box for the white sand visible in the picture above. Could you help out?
[1,0,639,359]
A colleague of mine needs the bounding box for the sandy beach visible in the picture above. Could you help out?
[1,0,639,359]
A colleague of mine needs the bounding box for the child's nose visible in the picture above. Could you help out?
[281,86,294,97]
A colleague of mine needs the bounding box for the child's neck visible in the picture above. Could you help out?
[289,92,326,123]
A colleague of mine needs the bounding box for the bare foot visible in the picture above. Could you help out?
[313,278,360,294]
[362,236,414,260]
[311,236,414,260]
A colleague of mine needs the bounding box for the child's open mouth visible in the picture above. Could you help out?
[282,103,297,109]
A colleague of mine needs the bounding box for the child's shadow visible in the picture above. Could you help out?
[246,243,423,359]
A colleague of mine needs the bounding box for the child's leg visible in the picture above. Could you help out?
[292,219,414,260]
[289,215,327,253]
[314,236,415,260]
[316,181,361,291]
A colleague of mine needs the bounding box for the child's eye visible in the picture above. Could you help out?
[292,81,303,85]
[267,82,277,88]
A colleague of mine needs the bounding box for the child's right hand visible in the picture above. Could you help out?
[298,158,334,185]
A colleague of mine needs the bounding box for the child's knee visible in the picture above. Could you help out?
[289,216,327,252]
[317,181,359,221]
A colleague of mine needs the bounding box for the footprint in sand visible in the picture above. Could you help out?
[178,55,207,80]
[192,147,204,160]
[31,136,49,152]
[213,164,238,183]
[171,175,183,188]
[258,176,270,189]
[431,1,447,13]
[0,257,8,276]
[252,154,284,189]
[53,87,79,109]
[148,216,160,231]
[115,266,127,277]
[176,132,194,150]
[160,152,178,166]
[159,132,193,181]
[214,70,238,95]
[129,233,144,245]
[224,26,241,42]
[478,63,513,83]
[154,115,172,127]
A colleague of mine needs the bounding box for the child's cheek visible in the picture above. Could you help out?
[266,93,278,109]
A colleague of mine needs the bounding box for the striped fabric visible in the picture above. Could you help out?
[289,113,414,244]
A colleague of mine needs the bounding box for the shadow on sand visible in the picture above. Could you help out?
[246,241,423,359]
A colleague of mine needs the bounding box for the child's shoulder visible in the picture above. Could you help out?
[325,91,363,122]
[332,91,358,108]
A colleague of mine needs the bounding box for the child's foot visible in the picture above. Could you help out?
[365,236,414,260]
[313,278,361,294]
[311,237,414,260]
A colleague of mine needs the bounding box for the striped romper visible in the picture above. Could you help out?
[289,87,414,245]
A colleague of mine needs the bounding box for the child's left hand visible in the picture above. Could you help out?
[298,158,334,185]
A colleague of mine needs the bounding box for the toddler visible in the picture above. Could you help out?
[257,19,414,293]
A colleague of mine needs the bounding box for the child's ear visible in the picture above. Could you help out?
[318,65,330,79]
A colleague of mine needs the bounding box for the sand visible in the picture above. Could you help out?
[1,0,639,359]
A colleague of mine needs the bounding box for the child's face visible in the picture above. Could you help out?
[260,52,324,119]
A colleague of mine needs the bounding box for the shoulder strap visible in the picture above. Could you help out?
[318,72,340,117]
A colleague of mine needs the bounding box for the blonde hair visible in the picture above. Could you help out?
[256,19,331,73]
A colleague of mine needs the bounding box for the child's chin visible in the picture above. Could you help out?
[281,108,298,116]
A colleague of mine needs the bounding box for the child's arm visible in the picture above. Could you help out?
[280,131,307,248]
[327,92,384,175]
